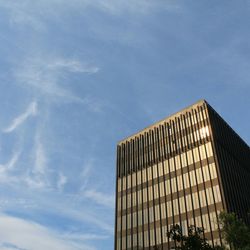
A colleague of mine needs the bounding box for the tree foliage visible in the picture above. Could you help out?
[167,224,221,250]
[219,212,250,250]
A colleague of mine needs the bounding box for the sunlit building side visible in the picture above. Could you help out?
[114,100,250,250]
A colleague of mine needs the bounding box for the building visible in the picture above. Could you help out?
[114,100,250,250]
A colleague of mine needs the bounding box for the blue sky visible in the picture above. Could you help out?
[0,1,249,249]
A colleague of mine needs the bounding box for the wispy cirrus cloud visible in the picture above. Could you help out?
[0,213,96,250]
[57,172,67,191]
[48,59,99,74]
[3,101,37,133]
[83,189,115,209]
[25,132,49,189]
[0,151,20,173]
[15,56,99,105]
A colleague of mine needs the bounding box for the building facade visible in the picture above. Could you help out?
[114,100,250,250]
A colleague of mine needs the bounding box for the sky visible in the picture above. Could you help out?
[0,0,249,249]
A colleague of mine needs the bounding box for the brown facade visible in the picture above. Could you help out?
[114,100,250,250]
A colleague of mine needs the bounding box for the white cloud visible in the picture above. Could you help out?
[15,57,99,105]
[34,134,47,175]
[57,172,67,191]
[84,190,115,209]
[0,151,20,173]
[64,233,108,241]
[24,132,49,189]
[3,101,37,133]
[48,59,99,74]
[0,213,95,250]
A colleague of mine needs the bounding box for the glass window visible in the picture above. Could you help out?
[179,196,185,214]
[147,167,152,180]
[156,227,161,245]
[154,184,159,199]
[196,168,203,184]
[122,236,126,250]
[213,185,222,203]
[183,173,190,188]
[199,145,206,160]
[171,178,177,193]
[153,164,158,178]
[127,176,131,188]
[193,147,200,163]
[177,175,183,191]
[209,212,217,231]
[144,208,148,224]
[155,205,160,221]
[159,182,165,197]
[200,126,209,139]
[150,229,155,246]
[175,156,181,170]
[203,214,210,232]
[133,212,137,228]
[118,197,121,211]
[181,220,188,236]
[132,192,136,206]
[118,179,121,192]
[144,230,149,247]
[203,166,210,182]
[117,216,121,232]
[142,169,147,183]
[138,232,143,248]
[169,158,175,172]
[199,190,206,208]
[122,195,126,210]
[132,173,136,186]
[138,210,142,226]
[133,233,138,247]
[149,207,154,223]
[148,186,153,201]
[137,170,141,185]
[122,215,126,231]
[181,152,187,167]
[173,199,179,216]
[127,193,131,208]
[206,142,213,157]
[190,170,197,187]
[187,150,193,165]
[192,192,199,210]
[210,163,217,179]
[163,160,169,174]
[161,203,166,219]
[165,179,171,195]
[143,187,148,203]
[117,237,121,250]
[196,215,202,228]
[207,187,214,205]
[127,213,131,229]
[158,162,163,176]
[122,177,126,190]
[167,201,172,217]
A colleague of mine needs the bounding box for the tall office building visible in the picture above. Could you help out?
[114,100,250,250]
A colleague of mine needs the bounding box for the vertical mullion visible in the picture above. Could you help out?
[161,124,170,250]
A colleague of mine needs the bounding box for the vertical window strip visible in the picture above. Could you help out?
[139,135,145,249]
[183,113,196,228]
[160,124,170,249]
[195,108,214,243]
[200,105,223,245]
[125,141,129,250]
[145,132,151,248]
[149,130,157,248]
[173,118,182,225]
